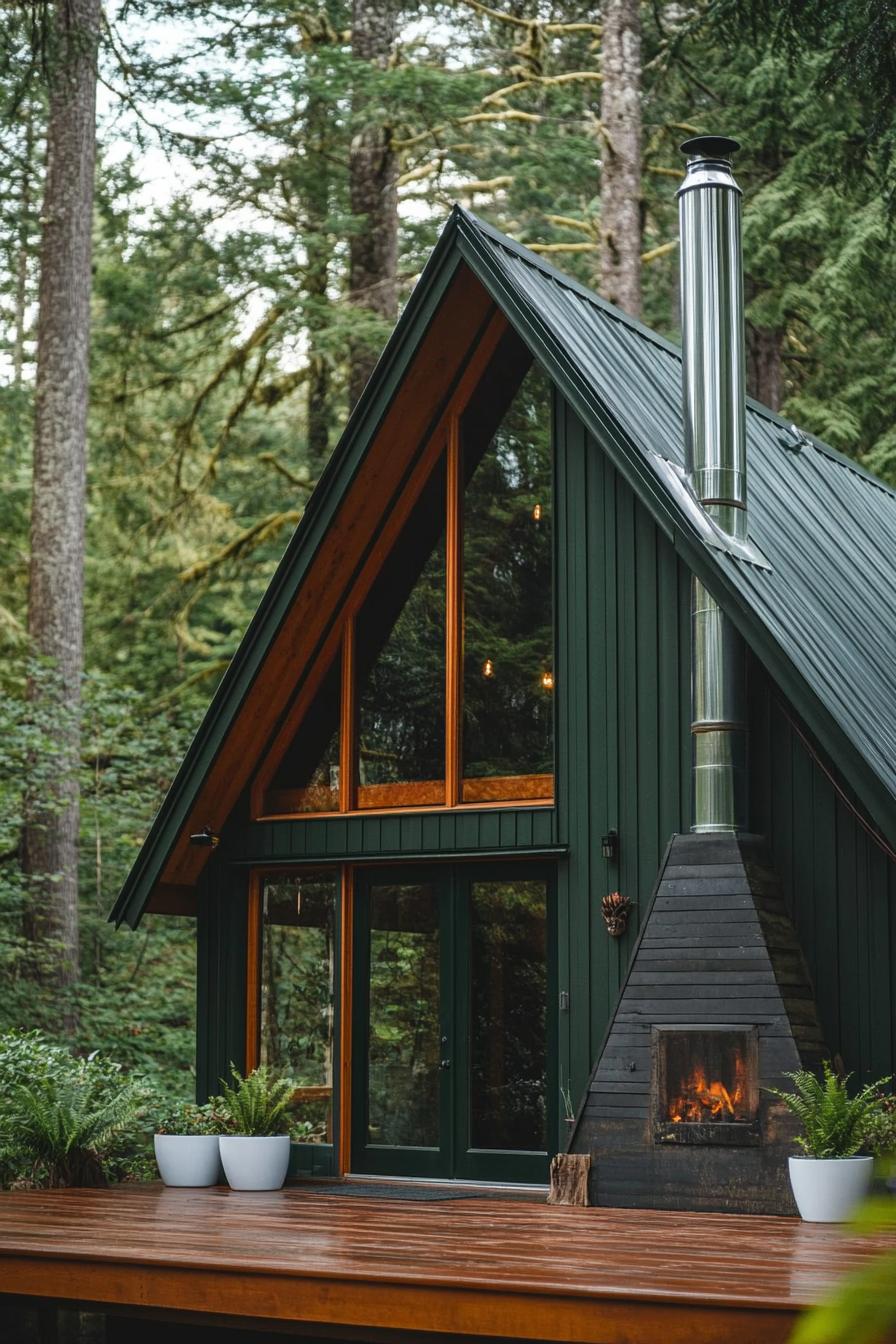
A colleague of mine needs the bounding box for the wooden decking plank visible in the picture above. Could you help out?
[0,1185,893,1343]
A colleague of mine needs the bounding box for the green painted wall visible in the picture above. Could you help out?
[554,395,692,1107]
[196,858,248,1102]
[227,805,559,866]
[749,661,896,1084]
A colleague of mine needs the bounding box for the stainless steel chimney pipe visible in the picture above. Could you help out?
[679,136,747,833]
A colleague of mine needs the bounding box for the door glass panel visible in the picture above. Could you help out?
[367,882,441,1147]
[267,655,341,813]
[261,871,337,1141]
[461,357,554,802]
[469,878,548,1152]
[355,461,446,808]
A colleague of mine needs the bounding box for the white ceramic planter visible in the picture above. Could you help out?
[219,1135,291,1191]
[154,1134,221,1187]
[788,1155,874,1222]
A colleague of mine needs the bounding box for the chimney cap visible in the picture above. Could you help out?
[680,135,740,161]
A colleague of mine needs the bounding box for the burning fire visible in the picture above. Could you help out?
[667,1052,747,1124]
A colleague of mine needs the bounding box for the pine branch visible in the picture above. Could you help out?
[642,240,678,263]
[178,509,302,584]
[482,71,603,108]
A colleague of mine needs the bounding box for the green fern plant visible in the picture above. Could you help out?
[4,1060,140,1187]
[219,1065,295,1137]
[768,1064,890,1159]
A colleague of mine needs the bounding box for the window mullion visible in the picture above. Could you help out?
[446,419,462,807]
[340,617,356,812]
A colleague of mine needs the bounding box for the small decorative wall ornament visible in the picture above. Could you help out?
[602,890,631,937]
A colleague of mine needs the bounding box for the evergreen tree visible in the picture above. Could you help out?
[23,0,102,1030]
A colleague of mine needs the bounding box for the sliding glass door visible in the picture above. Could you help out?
[352,864,555,1183]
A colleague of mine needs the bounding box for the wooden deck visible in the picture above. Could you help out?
[0,1183,894,1342]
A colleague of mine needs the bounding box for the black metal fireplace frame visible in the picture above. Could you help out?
[652,1023,761,1148]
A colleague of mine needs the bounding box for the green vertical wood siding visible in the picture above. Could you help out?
[225,806,559,866]
[555,396,692,1106]
[749,661,896,1083]
[196,859,249,1102]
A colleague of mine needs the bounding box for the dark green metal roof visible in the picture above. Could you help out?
[111,206,896,927]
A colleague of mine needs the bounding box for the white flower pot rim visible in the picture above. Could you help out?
[789,1154,871,1160]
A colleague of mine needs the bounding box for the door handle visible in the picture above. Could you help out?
[440,1058,452,1071]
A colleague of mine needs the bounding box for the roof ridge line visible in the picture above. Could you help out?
[457,206,896,504]
[457,206,681,358]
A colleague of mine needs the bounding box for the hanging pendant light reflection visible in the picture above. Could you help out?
[532,502,542,522]
[482,657,495,679]
[541,669,555,691]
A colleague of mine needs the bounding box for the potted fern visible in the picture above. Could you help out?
[770,1064,888,1222]
[154,1099,225,1187]
[217,1066,295,1191]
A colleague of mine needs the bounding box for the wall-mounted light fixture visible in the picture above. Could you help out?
[601,829,618,862]
[188,825,220,848]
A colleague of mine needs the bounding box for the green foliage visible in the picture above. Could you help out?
[0,1031,146,1188]
[154,1097,227,1137]
[792,1198,896,1344]
[862,1095,896,1160]
[768,1063,889,1158]
[220,1065,296,1137]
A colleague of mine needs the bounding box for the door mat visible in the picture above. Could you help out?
[290,1180,543,1202]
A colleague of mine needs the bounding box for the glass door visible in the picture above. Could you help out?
[352,864,554,1182]
[351,870,453,1176]
[455,868,553,1182]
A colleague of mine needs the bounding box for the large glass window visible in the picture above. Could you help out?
[255,340,553,818]
[260,871,337,1141]
[461,361,553,802]
[355,463,446,808]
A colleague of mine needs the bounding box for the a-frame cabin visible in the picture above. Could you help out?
[112,176,896,1195]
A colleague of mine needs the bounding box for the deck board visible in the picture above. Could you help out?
[0,1184,893,1342]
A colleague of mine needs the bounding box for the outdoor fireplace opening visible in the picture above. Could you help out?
[653,1026,760,1146]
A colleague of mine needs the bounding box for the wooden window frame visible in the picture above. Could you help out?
[251,320,555,822]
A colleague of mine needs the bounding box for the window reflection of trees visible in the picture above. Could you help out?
[470,880,548,1152]
[463,361,553,792]
[367,884,440,1148]
[267,344,553,814]
[356,463,447,804]
[261,874,336,1141]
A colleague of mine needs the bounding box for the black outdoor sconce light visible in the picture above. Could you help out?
[188,825,220,848]
[601,829,618,862]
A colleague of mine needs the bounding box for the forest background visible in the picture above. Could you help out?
[2,0,896,1106]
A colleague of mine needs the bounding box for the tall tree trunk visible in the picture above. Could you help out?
[747,322,784,411]
[305,85,332,477]
[348,0,398,407]
[599,0,642,317]
[13,111,35,387]
[22,0,101,1031]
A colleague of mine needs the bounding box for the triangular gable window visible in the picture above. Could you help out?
[356,461,447,809]
[255,329,554,817]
